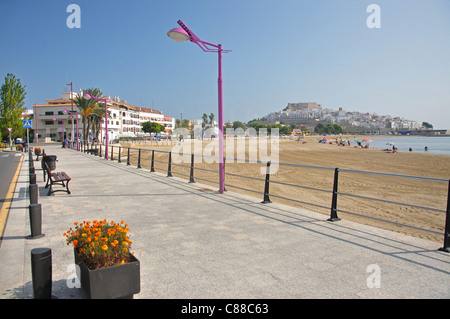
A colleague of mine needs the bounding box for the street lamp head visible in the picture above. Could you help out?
[167,27,190,42]
[83,92,93,99]
[52,118,57,121]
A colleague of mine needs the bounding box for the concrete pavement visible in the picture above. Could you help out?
[0,143,449,299]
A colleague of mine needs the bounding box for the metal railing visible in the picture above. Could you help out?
[77,142,450,252]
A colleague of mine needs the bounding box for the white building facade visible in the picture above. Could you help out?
[32,92,175,143]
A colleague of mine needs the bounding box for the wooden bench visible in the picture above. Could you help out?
[44,162,71,196]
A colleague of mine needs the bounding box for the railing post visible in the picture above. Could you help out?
[127,147,130,166]
[261,161,272,204]
[99,144,102,158]
[438,180,450,253]
[118,146,121,163]
[189,153,195,183]
[111,146,114,161]
[328,168,341,221]
[223,157,227,192]
[150,150,155,172]
[167,152,173,177]
[137,149,141,169]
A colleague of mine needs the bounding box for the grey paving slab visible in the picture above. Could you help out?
[0,143,449,299]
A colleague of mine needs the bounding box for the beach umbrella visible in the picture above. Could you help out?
[362,139,372,142]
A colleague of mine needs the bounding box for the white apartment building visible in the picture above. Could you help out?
[32,91,175,142]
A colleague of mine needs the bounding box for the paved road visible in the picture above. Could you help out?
[0,152,23,202]
[0,151,23,243]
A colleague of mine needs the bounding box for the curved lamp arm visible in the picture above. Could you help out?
[167,20,231,54]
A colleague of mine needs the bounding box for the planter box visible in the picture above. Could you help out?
[74,250,140,299]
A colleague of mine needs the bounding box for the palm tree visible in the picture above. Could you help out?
[71,88,102,144]
[90,102,111,142]
[209,113,215,125]
[202,113,208,128]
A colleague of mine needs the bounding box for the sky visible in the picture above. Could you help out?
[0,0,449,129]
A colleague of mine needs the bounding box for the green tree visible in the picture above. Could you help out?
[232,121,246,130]
[279,125,292,135]
[209,113,215,125]
[247,121,266,130]
[142,121,165,134]
[180,119,190,128]
[422,122,433,129]
[314,123,343,135]
[0,74,26,143]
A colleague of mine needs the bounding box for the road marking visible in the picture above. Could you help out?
[0,155,24,247]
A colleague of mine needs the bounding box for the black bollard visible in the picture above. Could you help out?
[26,204,45,239]
[30,248,52,299]
[29,167,35,175]
[29,152,34,168]
[29,184,38,205]
[29,173,36,185]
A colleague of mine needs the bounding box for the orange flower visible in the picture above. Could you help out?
[65,219,133,269]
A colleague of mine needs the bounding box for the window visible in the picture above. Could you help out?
[45,111,54,116]
[45,121,54,125]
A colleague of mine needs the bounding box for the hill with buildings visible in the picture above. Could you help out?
[258,102,426,134]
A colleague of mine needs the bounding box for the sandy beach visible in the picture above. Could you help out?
[119,135,450,243]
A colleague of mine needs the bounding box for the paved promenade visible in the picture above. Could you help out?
[0,143,449,299]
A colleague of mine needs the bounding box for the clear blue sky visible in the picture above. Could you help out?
[1,0,449,129]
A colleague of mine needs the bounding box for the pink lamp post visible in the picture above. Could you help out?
[63,109,79,151]
[84,93,109,160]
[167,20,231,194]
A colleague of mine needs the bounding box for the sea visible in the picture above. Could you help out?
[349,136,450,156]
